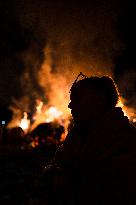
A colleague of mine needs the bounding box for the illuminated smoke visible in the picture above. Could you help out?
[9,1,136,129]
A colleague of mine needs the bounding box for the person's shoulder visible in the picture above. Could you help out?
[128,122,136,135]
[126,123,136,151]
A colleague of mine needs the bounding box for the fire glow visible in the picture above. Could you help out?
[45,106,63,122]
[9,99,70,142]
[31,99,70,130]
[117,97,136,123]
[18,97,136,133]
[19,112,30,132]
[7,82,136,140]
[8,96,136,135]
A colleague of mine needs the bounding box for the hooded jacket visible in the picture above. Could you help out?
[53,107,136,204]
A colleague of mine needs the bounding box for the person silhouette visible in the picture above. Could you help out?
[47,74,136,205]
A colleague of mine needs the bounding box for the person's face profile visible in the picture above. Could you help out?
[69,86,102,122]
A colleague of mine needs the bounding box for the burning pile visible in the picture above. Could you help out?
[7,98,71,144]
[8,96,136,133]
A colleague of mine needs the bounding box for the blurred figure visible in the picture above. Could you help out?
[30,122,64,147]
[49,75,136,205]
[8,127,24,145]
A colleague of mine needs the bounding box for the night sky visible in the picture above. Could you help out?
[0,0,136,113]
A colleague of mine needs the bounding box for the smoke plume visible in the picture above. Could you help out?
[12,0,123,115]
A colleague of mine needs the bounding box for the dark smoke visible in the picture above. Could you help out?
[0,0,47,109]
[16,0,123,75]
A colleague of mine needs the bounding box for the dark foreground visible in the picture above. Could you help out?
[0,145,56,205]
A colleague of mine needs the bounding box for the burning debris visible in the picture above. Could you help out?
[6,97,71,148]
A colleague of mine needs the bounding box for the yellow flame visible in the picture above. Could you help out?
[45,106,63,122]
[116,97,136,122]
[116,98,128,117]
[20,112,30,131]
[36,99,44,114]
[30,100,71,135]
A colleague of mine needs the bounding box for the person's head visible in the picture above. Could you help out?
[68,75,119,124]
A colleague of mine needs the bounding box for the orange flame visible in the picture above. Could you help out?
[117,97,136,122]
[30,99,71,138]
[45,106,63,122]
